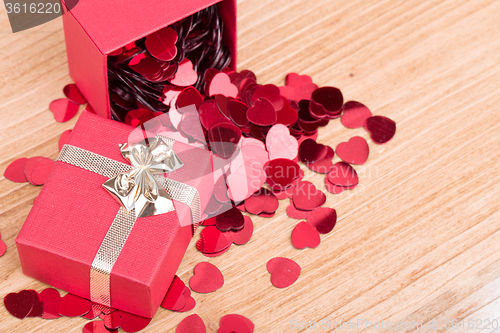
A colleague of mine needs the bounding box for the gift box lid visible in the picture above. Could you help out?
[16,110,214,317]
[63,0,236,56]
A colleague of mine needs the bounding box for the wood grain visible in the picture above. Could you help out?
[1,0,500,331]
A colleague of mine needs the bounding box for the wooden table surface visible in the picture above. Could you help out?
[1,0,500,332]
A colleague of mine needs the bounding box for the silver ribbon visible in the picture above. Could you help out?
[57,137,201,307]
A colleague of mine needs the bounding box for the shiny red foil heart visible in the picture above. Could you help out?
[244,188,279,215]
[364,115,396,144]
[215,207,245,232]
[4,290,34,319]
[161,275,186,311]
[291,221,321,249]
[218,314,255,333]
[292,181,326,211]
[58,293,91,317]
[307,207,337,234]
[336,136,369,165]
[4,158,28,183]
[341,101,372,128]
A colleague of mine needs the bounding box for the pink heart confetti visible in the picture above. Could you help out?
[291,221,321,249]
[170,59,198,87]
[266,124,298,160]
[286,200,311,220]
[327,162,359,187]
[0,240,6,257]
[266,257,301,288]
[189,262,224,293]
[209,72,238,98]
[336,136,369,165]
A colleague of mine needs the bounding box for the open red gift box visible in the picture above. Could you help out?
[16,110,214,317]
[62,0,237,120]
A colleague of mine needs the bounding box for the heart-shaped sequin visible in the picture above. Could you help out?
[170,59,198,87]
[209,72,238,98]
[4,158,28,183]
[266,257,301,288]
[291,221,321,249]
[246,98,276,126]
[189,262,224,293]
[49,98,79,122]
[307,207,337,234]
[341,101,372,128]
[218,314,255,333]
[176,314,206,333]
[145,27,178,61]
[364,115,396,144]
[292,181,326,211]
[336,136,369,165]
[215,207,245,232]
[4,290,34,319]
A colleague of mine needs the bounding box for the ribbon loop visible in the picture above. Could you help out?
[103,137,184,218]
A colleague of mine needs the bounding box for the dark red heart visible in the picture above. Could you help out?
[244,188,279,215]
[58,293,91,317]
[298,139,327,163]
[246,98,276,126]
[4,290,34,319]
[364,115,396,144]
[215,207,245,232]
[307,208,337,234]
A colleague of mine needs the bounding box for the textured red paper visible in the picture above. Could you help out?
[16,111,213,318]
[62,0,237,118]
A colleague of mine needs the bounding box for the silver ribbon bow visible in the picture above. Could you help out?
[102,137,184,218]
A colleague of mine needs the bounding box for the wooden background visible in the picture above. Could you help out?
[1,0,500,331]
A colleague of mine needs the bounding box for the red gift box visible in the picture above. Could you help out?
[62,0,237,119]
[16,110,214,317]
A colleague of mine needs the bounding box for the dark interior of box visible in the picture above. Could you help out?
[107,4,231,122]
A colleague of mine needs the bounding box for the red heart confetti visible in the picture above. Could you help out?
[58,293,91,317]
[291,221,321,249]
[298,139,328,163]
[4,290,34,319]
[176,287,196,312]
[101,310,122,330]
[0,240,6,257]
[215,207,245,232]
[49,98,80,123]
[196,226,231,254]
[83,321,118,333]
[286,200,311,220]
[244,188,279,215]
[4,158,28,183]
[252,84,283,111]
[161,276,186,311]
[58,130,72,151]
[208,122,241,159]
[24,157,53,185]
[227,99,249,127]
[266,257,301,288]
[307,208,337,234]
[365,115,396,144]
[40,288,61,319]
[26,290,43,317]
[341,101,372,128]
[218,314,254,333]
[63,84,87,105]
[117,310,151,333]
[311,87,343,114]
[231,216,253,245]
[292,181,326,211]
[176,87,204,111]
[327,162,359,187]
[30,158,55,186]
[246,98,276,126]
[145,27,178,61]
[264,158,301,190]
[336,136,369,165]
[176,314,206,333]
[189,262,224,293]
